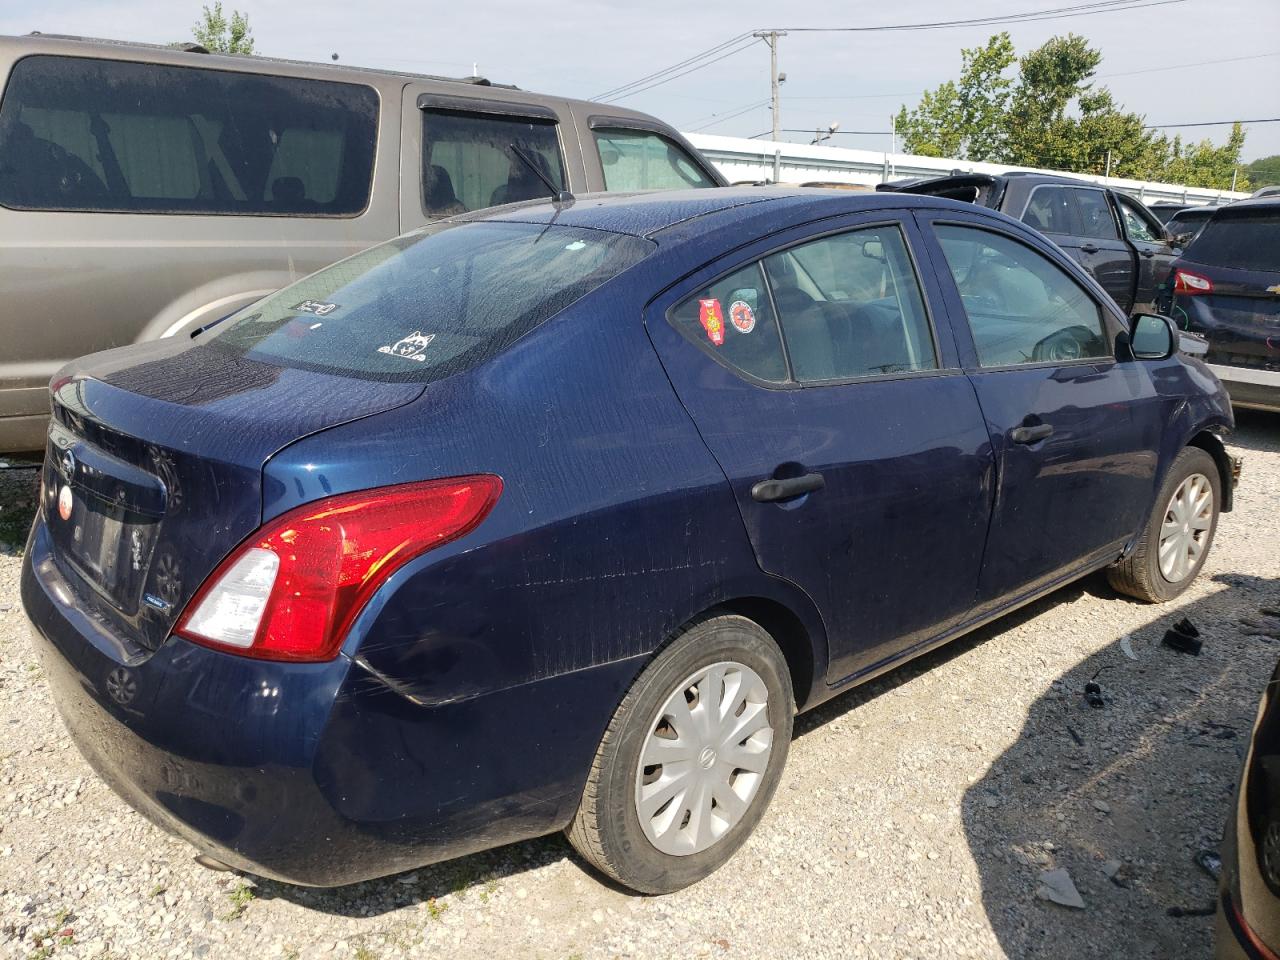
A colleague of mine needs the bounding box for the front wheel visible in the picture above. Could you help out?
[1108,446,1221,602]
[566,614,793,894]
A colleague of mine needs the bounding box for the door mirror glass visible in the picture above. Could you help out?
[1129,313,1175,360]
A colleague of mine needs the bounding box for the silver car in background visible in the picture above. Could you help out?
[0,34,725,451]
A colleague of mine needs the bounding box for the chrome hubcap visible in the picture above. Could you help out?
[634,661,773,856]
[1158,473,1214,583]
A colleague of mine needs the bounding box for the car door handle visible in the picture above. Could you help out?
[751,472,826,503]
[1140,249,1155,258]
[1010,424,1054,444]
[1080,243,1100,254]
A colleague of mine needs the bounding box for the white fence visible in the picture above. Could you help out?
[684,132,1250,207]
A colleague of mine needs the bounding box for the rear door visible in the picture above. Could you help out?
[1114,192,1178,309]
[917,211,1163,609]
[645,212,994,684]
[1019,184,1136,310]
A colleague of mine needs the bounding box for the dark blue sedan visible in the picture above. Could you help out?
[22,188,1237,894]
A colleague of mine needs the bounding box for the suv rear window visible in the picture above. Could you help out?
[1183,208,1280,273]
[0,55,378,216]
[422,109,566,217]
[209,221,654,381]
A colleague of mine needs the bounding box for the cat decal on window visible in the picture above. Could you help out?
[378,331,436,362]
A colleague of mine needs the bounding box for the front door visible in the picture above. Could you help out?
[919,213,1164,608]
[645,214,994,683]
[1114,192,1178,309]
[1021,183,1135,310]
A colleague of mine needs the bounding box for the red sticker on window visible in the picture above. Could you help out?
[729,300,756,334]
[699,298,726,346]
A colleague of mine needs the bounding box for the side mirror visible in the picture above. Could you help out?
[1128,313,1176,361]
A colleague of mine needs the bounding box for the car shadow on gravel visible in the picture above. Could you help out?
[959,573,1280,960]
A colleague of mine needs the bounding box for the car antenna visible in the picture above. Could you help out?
[509,144,575,207]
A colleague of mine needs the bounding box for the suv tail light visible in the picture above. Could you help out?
[1173,269,1214,295]
[177,475,502,662]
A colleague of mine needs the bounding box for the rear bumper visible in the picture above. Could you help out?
[1207,364,1280,413]
[21,519,636,886]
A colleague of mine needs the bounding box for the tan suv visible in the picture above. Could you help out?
[0,34,725,451]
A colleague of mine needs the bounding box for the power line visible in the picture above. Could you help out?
[685,100,773,132]
[592,0,1185,103]
[1145,118,1280,128]
[1099,50,1279,79]
[593,33,755,101]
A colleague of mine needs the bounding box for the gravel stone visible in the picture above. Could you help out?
[1,412,1277,959]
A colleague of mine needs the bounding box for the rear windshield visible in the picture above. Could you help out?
[0,55,378,216]
[208,221,654,381]
[1183,209,1280,273]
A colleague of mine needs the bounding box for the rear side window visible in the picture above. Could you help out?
[765,226,936,381]
[1184,208,1280,272]
[1073,189,1119,240]
[593,128,717,191]
[1021,186,1074,234]
[935,224,1109,367]
[422,110,565,217]
[0,55,378,216]
[669,264,787,383]
[209,221,653,382]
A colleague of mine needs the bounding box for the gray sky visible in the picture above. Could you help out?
[4,0,1278,161]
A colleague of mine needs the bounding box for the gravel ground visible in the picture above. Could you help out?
[1,412,1278,960]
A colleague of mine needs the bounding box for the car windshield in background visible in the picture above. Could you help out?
[0,55,378,216]
[209,221,654,381]
[1183,209,1280,273]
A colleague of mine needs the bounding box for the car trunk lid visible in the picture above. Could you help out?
[44,338,424,650]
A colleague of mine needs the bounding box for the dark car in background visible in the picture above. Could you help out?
[1166,205,1222,247]
[23,188,1236,895]
[879,171,1178,313]
[1216,655,1280,960]
[1164,198,1280,413]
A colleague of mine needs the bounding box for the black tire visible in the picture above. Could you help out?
[566,614,794,894]
[1108,446,1221,603]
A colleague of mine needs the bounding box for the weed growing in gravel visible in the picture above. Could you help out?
[354,946,378,960]
[425,897,447,921]
[222,884,255,920]
[478,878,500,904]
[148,883,166,898]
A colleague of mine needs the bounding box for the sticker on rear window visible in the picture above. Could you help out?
[293,299,340,317]
[378,331,436,362]
[729,300,756,334]
[698,299,726,346]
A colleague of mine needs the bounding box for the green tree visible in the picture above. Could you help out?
[1246,154,1280,188]
[193,2,254,55]
[895,33,1016,161]
[896,32,1247,189]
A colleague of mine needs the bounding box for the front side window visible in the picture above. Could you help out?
[210,222,653,382]
[421,110,566,217]
[1020,186,1074,234]
[0,55,378,215]
[593,128,716,192]
[1117,197,1160,242]
[1073,188,1119,240]
[935,224,1110,367]
[669,263,787,383]
[764,226,937,381]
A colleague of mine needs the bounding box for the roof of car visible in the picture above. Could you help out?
[1223,196,1280,211]
[468,187,986,239]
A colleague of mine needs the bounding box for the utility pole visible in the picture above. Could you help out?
[753,31,787,142]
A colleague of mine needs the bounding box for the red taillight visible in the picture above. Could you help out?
[176,475,502,662]
[1173,269,1213,295]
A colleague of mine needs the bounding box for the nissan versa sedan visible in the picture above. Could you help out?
[23,189,1238,894]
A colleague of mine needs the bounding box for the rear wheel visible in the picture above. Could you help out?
[1108,446,1220,602]
[567,614,793,893]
